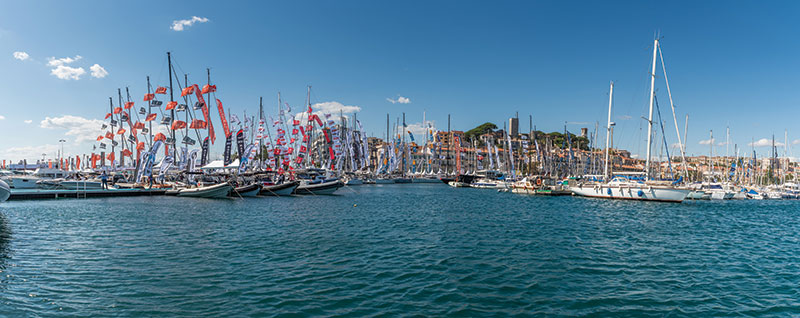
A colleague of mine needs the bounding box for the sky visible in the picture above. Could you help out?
[2,0,800,162]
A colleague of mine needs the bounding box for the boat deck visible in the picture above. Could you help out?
[8,188,168,200]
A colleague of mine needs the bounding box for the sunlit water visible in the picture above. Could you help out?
[1,184,800,316]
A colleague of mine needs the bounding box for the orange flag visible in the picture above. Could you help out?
[144,93,155,101]
[155,86,167,94]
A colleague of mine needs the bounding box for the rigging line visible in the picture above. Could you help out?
[654,95,673,177]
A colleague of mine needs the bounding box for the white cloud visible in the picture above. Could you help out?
[0,144,60,162]
[717,141,729,146]
[749,138,783,147]
[699,138,715,145]
[50,65,85,80]
[47,55,82,67]
[293,101,362,123]
[171,16,209,31]
[24,120,32,124]
[793,139,800,145]
[89,64,108,78]
[40,115,104,143]
[405,120,436,141]
[618,115,633,120]
[386,96,411,104]
[13,51,29,61]
[0,115,5,120]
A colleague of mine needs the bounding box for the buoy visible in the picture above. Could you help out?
[607,188,612,195]
[637,190,644,197]
[353,204,357,207]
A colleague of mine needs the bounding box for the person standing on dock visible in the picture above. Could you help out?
[100,171,108,190]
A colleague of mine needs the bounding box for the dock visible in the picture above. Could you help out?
[8,188,168,201]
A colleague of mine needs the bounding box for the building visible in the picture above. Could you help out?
[508,117,519,137]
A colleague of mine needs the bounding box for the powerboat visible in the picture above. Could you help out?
[0,180,10,202]
[259,181,300,196]
[177,183,233,198]
[229,183,261,197]
[293,169,344,195]
[60,180,104,190]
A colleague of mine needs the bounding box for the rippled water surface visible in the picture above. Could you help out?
[2,184,800,316]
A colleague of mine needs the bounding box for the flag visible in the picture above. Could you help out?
[117,128,126,135]
[181,86,194,97]
[144,93,155,101]
[122,149,132,157]
[105,131,114,139]
[155,86,167,94]
[133,122,145,129]
[136,142,145,150]
[105,113,112,119]
[171,120,187,130]
[165,101,177,110]
[217,99,230,138]
[107,152,115,162]
[201,84,217,94]
[96,135,104,141]
[145,113,157,121]
[154,133,166,142]
[124,102,134,109]
[190,119,207,129]
[113,107,122,114]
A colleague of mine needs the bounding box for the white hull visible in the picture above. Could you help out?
[260,181,299,196]
[448,181,470,188]
[709,191,734,200]
[8,176,39,189]
[571,184,689,202]
[177,183,233,198]
[60,181,104,190]
[0,180,10,202]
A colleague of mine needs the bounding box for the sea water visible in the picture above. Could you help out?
[1,184,799,316]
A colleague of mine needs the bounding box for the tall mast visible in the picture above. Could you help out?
[644,38,659,181]
[146,76,153,147]
[207,68,212,149]
[167,52,176,159]
[184,74,189,152]
[117,88,127,166]
[658,43,688,178]
[109,97,115,168]
[604,81,614,180]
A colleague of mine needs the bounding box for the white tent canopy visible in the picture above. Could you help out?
[200,159,240,170]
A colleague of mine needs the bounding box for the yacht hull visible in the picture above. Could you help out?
[293,180,343,195]
[177,183,233,199]
[0,180,10,202]
[571,184,689,203]
[259,181,299,196]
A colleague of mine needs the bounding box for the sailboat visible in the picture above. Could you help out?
[572,38,690,202]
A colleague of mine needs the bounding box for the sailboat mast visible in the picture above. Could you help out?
[644,38,659,181]
[146,76,153,147]
[167,52,176,159]
[109,97,115,168]
[604,81,614,180]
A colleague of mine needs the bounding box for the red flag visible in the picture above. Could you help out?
[107,152,115,162]
[155,86,167,94]
[299,126,305,135]
[117,128,126,135]
[171,120,187,130]
[124,102,134,109]
[144,93,155,101]
[193,84,215,144]
[154,133,166,142]
[133,122,145,129]
[328,146,335,160]
[113,107,122,114]
[300,145,307,153]
[96,135,104,141]
[105,113,112,119]
[323,130,331,143]
[313,115,323,126]
[122,149,132,157]
[145,113,157,121]
[136,142,145,150]
[180,86,194,97]
[105,131,114,139]
[293,119,300,126]
[217,99,230,138]
[292,128,299,135]
[190,119,207,129]
[165,101,177,110]
[201,84,217,94]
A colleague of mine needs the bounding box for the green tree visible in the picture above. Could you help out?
[464,122,497,140]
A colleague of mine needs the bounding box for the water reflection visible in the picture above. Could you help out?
[0,212,10,291]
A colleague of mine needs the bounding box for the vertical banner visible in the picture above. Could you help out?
[101,151,106,167]
[236,129,245,160]
[217,99,230,139]
[201,137,210,166]
[223,135,232,166]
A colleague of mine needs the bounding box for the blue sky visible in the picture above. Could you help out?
[2,0,800,162]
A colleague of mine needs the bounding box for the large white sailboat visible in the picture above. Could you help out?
[572,38,690,203]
